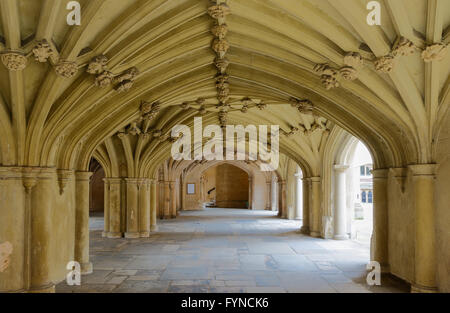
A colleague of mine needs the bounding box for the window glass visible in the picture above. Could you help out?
[360,166,365,176]
[368,191,373,203]
[362,191,367,203]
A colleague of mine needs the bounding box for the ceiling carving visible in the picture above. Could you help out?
[0,0,447,174]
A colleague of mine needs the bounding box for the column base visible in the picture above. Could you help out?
[107,232,123,239]
[300,226,310,234]
[125,232,140,239]
[28,283,55,293]
[150,225,158,232]
[80,262,93,275]
[310,231,321,238]
[140,231,150,238]
[411,284,438,293]
[334,234,349,240]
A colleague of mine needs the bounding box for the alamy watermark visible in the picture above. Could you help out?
[66,261,81,286]
[170,117,279,171]
[366,261,381,286]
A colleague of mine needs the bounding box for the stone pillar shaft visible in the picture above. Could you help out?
[371,169,389,272]
[150,180,158,232]
[169,181,177,218]
[103,179,110,237]
[310,177,321,238]
[409,164,437,293]
[300,178,310,234]
[248,178,253,210]
[125,179,140,238]
[139,180,150,237]
[334,165,349,240]
[106,178,122,238]
[75,171,93,275]
[163,181,171,219]
[266,181,271,210]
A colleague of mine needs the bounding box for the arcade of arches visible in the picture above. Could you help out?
[0,0,449,293]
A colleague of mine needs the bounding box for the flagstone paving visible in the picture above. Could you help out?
[56,208,410,293]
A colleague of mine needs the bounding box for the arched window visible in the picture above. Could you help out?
[362,191,367,203]
[368,191,373,203]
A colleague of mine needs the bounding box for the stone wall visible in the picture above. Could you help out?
[216,164,249,208]
[90,168,105,212]
[436,111,450,292]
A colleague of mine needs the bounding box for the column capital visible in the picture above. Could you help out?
[125,178,141,184]
[75,171,93,181]
[103,177,122,184]
[372,168,389,179]
[310,176,321,183]
[408,164,437,176]
[334,164,349,173]
[389,167,407,178]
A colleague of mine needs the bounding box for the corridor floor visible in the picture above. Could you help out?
[56,208,409,293]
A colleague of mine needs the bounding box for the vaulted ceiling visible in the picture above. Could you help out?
[0,0,448,175]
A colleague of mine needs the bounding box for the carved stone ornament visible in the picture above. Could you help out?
[153,130,162,138]
[241,104,249,113]
[198,106,207,115]
[95,71,114,88]
[215,57,229,73]
[392,37,416,57]
[218,94,230,104]
[115,67,139,83]
[140,101,153,114]
[212,23,228,40]
[212,39,230,58]
[216,74,229,88]
[208,3,231,24]
[219,109,228,126]
[115,80,133,93]
[128,122,141,136]
[339,66,358,81]
[32,40,54,63]
[181,102,190,110]
[55,61,78,78]
[285,126,299,137]
[196,98,206,105]
[290,98,314,115]
[87,55,108,74]
[343,52,364,69]
[421,43,448,62]
[1,51,27,71]
[142,101,161,121]
[314,64,339,89]
[374,55,395,73]
[257,101,267,110]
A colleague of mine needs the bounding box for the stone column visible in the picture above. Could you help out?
[107,178,122,238]
[170,181,177,218]
[150,179,158,232]
[371,169,389,272]
[271,178,277,211]
[409,164,437,293]
[310,177,321,238]
[0,167,28,292]
[279,180,287,218]
[139,180,150,237]
[125,178,140,238]
[102,178,110,237]
[75,171,93,275]
[300,178,310,234]
[294,173,302,219]
[163,181,171,219]
[334,165,349,240]
[265,181,271,210]
[248,177,253,209]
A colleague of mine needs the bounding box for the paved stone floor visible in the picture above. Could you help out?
[56,208,409,293]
